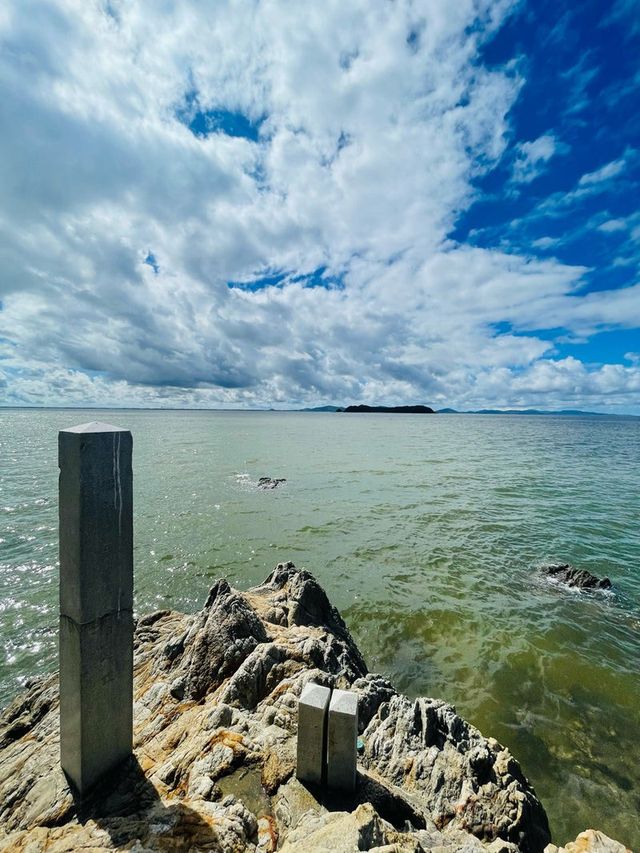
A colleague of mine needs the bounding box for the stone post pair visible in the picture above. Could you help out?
[296,682,358,791]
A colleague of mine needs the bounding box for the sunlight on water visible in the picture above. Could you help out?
[0,408,638,846]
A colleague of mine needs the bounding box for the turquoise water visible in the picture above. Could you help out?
[1,408,638,846]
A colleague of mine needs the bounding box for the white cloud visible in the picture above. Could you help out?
[531,236,560,249]
[512,133,563,183]
[0,0,638,412]
[597,218,628,233]
[527,149,637,221]
[578,157,627,187]
[489,357,640,406]
[561,54,600,116]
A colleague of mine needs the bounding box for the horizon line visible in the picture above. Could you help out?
[0,404,638,417]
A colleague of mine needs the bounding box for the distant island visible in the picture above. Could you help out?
[343,404,435,414]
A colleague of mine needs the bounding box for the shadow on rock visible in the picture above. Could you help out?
[300,770,426,832]
[73,755,237,851]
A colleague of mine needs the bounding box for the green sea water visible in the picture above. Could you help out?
[1,408,638,846]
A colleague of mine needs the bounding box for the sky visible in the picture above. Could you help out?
[0,0,639,413]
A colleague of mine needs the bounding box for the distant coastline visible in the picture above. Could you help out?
[298,405,622,416]
[300,405,617,416]
[437,407,608,416]
[0,405,636,417]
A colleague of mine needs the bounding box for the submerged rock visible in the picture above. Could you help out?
[542,564,612,591]
[0,562,553,851]
[258,477,287,490]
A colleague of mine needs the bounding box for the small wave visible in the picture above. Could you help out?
[233,472,257,492]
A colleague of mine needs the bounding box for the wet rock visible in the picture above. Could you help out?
[0,561,582,852]
[542,564,612,591]
[258,477,287,490]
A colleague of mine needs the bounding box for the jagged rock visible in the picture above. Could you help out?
[275,785,520,853]
[258,477,286,490]
[542,564,612,591]
[545,830,632,853]
[161,578,270,701]
[0,562,564,852]
[361,696,550,853]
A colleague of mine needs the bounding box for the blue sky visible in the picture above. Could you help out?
[456,0,640,313]
[0,0,638,411]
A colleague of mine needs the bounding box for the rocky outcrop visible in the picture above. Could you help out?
[0,562,553,851]
[258,477,287,490]
[542,564,612,591]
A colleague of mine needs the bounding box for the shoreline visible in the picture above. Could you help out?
[0,563,631,852]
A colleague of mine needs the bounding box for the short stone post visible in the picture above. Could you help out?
[59,422,133,794]
[327,689,358,791]
[296,682,331,786]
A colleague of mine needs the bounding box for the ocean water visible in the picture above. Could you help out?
[0,408,638,846]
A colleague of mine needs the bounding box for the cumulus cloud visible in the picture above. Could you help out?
[473,357,640,409]
[0,0,638,412]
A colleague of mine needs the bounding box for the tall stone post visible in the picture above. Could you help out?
[59,422,133,795]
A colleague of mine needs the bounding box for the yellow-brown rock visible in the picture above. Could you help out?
[545,830,632,853]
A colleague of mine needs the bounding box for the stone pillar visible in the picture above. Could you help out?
[327,689,358,791]
[296,682,331,786]
[59,422,133,795]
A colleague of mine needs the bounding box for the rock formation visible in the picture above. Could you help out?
[258,477,287,490]
[542,564,612,591]
[0,561,591,852]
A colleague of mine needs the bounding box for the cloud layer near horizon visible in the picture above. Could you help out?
[1,0,639,411]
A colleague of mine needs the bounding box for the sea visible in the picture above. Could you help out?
[1,408,638,847]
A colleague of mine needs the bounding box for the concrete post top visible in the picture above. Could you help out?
[60,422,130,435]
[300,682,331,709]
[329,689,358,715]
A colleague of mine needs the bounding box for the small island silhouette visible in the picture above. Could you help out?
[342,404,435,413]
